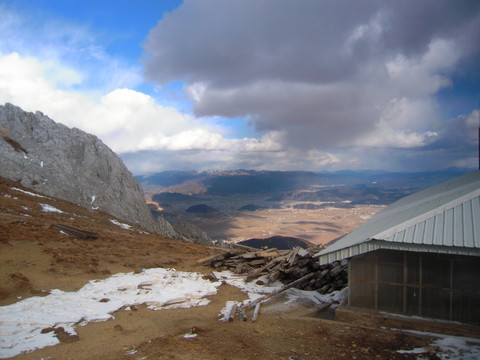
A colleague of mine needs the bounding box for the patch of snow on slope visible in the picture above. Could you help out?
[11,187,47,198]
[214,271,282,298]
[110,219,132,230]
[397,331,480,359]
[0,268,222,358]
[40,203,66,214]
[90,195,99,210]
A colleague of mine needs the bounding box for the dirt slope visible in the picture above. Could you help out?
[0,176,434,359]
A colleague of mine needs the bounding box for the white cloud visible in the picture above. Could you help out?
[0,3,294,168]
[352,97,440,148]
[344,10,385,55]
[0,52,84,112]
[355,127,437,149]
[385,39,459,98]
[0,51,289,160]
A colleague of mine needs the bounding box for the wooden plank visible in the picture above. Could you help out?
[329,265,346,278]
[238,308,247,321]
[255,250,280,258]
[245,258,280,282]
[267,270,280,282]
[284,265,302,274]
[239,252,259,259]
[251,303,261,322]
[52,224,98,240]
[297,247,309,258]
[287,247,300,266]
[230,243,259,252]
[249,258,267,266]
[195,253,225,264]
[222,303,238,322]
[239,272,316,311]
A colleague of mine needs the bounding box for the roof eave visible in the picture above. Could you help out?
[315,239,480,265]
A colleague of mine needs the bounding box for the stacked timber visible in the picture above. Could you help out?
[197,244,348,295]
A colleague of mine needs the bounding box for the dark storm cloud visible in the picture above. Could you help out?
[143,0,480,169]
[144,0,378,86]
[145,0,479,86]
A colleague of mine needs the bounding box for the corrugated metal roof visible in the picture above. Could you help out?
[315,170,480,264]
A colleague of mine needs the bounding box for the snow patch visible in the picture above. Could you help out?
[11,187,47,198]
[398,333,480,359]
[213,271,282,297]
[40,203,65,214]
[110,219,132,230]
[285,286,348,310]
[90,195,99,210]
[0,268,221,358]
[183,332,198,339]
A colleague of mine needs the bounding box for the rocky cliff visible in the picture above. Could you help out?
[173,222,212,245]
[0,103,178,238]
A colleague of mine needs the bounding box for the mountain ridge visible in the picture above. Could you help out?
[137,168,471,199]
[0,103,178,238]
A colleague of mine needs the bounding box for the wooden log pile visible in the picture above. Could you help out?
[51,224,99,240]
[197,244,348,295]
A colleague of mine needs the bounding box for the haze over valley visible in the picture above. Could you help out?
[138,169,469,246]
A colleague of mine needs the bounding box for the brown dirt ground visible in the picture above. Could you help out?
[0,176,436,359]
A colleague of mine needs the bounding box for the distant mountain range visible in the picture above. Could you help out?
[137,168,472,205]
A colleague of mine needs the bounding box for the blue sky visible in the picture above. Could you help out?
[1,0,479,174]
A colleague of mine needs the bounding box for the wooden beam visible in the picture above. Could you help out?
[239,272,316,312]
[251,303,261,322]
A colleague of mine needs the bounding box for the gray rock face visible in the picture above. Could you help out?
[0,103,178,238]
[173,222,213,245]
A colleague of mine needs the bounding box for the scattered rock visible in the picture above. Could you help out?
[9,272,30,284]
[53,327,79,343]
